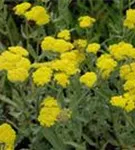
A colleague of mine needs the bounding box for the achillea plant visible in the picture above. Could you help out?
[0,0,135,150]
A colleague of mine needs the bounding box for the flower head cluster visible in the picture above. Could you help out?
[57,29,71,41]
[38,96,71,127]
[13,2,31,16]
[32,66,53,86]
[96,54,117,78]
[13,3,50,26]
[25,6,50,25]
[0,123,16,150]
[109,41,135,60]
[38,96,61,127]
[0,46,30,82]
[111,92,135,112]
[80,72,97,88]
[41,36,74,53]
[54,72,69,88]
[110,62,135,112]
[86,43,100,54]
[32,49,85,87]
[78,16,96,28]
[124,9,135,29]
[73,39,87,51]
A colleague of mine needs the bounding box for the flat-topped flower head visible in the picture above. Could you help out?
[0,123,16,150]
[32,66,53,86]
[25,6,50,25]
[78,16,96,28]
[54,72,69,87]
[86,43,100,54]
[13,2,31,16]
[80,72,97,88]
[124,9,135,29]
[38,96,61,127]
[57,29,71,41]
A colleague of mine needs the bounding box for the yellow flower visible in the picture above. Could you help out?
[110,95,127,109]
[16,57,31,70]
[54,72,69,87]
[51,59,79,75]
[41,36,56,51]
[123,79,135,92]
[73,39,87,50]
[41,37,74,53]
[124,9,135,29]
[111,93,135,112]
[60,50,85,65]
[25,6,50,25]
[86,43,100,54]
[57,29,71,40]
[32,66,52,86]
[120,63,135,80]
[53,39,74,53]
[0,48,31,82]
[8,46,29,57]
[78,16,96,28]
[109,41,135,60]
[0,123,16,150]
[96,54,117,78]
[7,68,29,82]
[13,2,31,16]
[38,96,61,127]
[80,72,97,88]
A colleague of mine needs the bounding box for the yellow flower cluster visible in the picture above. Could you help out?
[96,54,117,78]
[32,50,85,87]
[41,36,74,53]
[86,43,100,54]
[0,123,16,150]
[0,46,30,82]
[38,96,71,127]
[54,72,69,88]
[25,6,50,25]
[32,66,53,86]
[38,96,61,127]
[110,93,135,112]
[111,62,135,112]
[13,3,50,26]
[80,72,97,88]
[109,41,135,60]
[73,39,87,51]
[78,16,96,28]
[13,2,31,16]
[124,9,135,29]
[57,29,71,41]
[120,63,135,81]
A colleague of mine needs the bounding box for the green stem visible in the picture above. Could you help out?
[124,111,135,129]
[43,128,67,150]
[5,24,14,45]
[25,21,29,49]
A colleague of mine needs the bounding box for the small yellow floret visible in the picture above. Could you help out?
[80,72,97,88]
[38,96,61,127]
[32,66,52,86]
[7,68,29,82]
[124,9,135,29]
[57,29,71,40]
[86,43,100,54]
[54,72,69,87]
[8,46,28,56]
[13,2,31,16]
[25,6,50,25]
[0,123,16,150]
[78,16,96,28]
